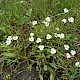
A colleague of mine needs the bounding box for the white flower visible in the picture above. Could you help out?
[64,8,68,13]
[13,36,18,40]
[70,50,76,56]
[59,33,65,38]
[45,17,51,22]
[62,19,67,23]
[6,40,11,45]
[30,32,34,37]
[45,22,49,26]
[32,20,37,25]
[66,53,71,58]
[38,45,44,51]
[46,34,52,40]
[68,17,74,23]
[50,48,56,54]
[75,62,80,67]
[36,38,42,43]
[43,21,49,26]
[29,37,34,42]
[7,36,12,40]
[64,44,69,50]
[58,34,60,37]
[55,27,59,31]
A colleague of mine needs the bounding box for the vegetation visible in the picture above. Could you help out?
[0,0,80,80]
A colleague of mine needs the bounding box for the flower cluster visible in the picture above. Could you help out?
[29,32,57,54]
[29,32,34,42]
[64,44,76,58]
[29,32,44,51]
[30,12,77,68]
[62,17,74,23]
[54,33,64,38]
[64,44,69,50]
[62,8,74,23]
[6,36,18,45]
[42,17,51,26]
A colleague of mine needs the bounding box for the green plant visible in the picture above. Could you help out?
[5,74,11,80]
[0,0,80,80]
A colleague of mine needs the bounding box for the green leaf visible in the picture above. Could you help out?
[49,63,57,69]
[73,37,78,42]
[50,73,53,80]
[26,8,32,17]
[66,34,72,39]
[39,74,43,80]
[2,53,16,57]
[5,74,11,80]
[27,65,32,71]
[45,48,50,52]
[46,54,52,58]
[44,65,48,71]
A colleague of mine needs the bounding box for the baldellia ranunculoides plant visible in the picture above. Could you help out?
[0,1,80,79]
[28,8,80,80]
